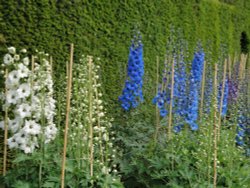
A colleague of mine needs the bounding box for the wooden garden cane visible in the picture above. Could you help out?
[168,57,175,141]
[199,61,206,120]
[3,69,8,176]
[213,63,218,188]
[87,55,94,178]
[61,44,74,188]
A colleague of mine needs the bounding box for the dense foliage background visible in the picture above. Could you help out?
[0,0,249,116]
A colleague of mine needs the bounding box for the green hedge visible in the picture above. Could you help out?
[0,0,249,119]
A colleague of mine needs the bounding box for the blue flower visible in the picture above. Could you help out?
[185,49,205,131]
[160,109,168,117]
[236,115,248,146]
[173,124,184,133]
[119,35,144,110]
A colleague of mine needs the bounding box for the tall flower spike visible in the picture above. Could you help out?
[119,33,144,110]
[186,49,205,131]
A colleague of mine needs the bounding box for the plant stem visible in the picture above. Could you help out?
[61,44,74,188]
[228,55,231,79]
[213,63,218,188]
[3,68,8,176]
[168,57,175,141]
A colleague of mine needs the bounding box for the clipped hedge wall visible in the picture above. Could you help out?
[0,0,249,119]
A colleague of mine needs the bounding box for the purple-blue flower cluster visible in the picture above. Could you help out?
[236,115,247,146]
[185,50,205,131]
[174,54,187,117]
[153,86,169,117]
[173,52,187,133]
[218,78,229,117]
[119,37,144,110]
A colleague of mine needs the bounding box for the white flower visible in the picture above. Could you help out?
[21,145,34,153]
[18,63,29,78]
[97,100,102,105]
[101,166,109,174]
[23,57,29,66]
[14,54,20,61]
[3,54,14,65]
[0,121,4,130]
[6,89,20,104]
[44,123,57,143]
[23,120,41,135]
[17,83,31,99]
[9,117,22,133]
[33,81,41,91]
[16,103,31,118]
[7,47,16,54]
[14,132,27,145]
[8,137,18,149]
[98,112,105,117]
[6,70,20,88]
[103,133,109,141]
[20,49,27,53]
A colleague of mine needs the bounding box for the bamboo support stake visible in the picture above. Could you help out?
[218,59,227,142]
[66,61,69,80]
[61,44,74,188]
[153,56,160,145]
[199,61,206,120]
[87,56,94,178]
[168,57,175,141]
[3,69,8,176]
[228,56,231,79]
[213,63,218,188]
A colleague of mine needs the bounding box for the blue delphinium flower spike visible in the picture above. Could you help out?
[186,49,205,131]
[119,34,144,110]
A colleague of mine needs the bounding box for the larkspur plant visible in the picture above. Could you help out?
[119,34,144,111]
[185,48,205,131]
[68,55,121,187]
[0,47,57,154]
[173,47,188,133]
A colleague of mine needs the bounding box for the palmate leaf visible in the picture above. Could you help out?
[43,176,60,188]
[13,181,31,188]
[12,153,31,163]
